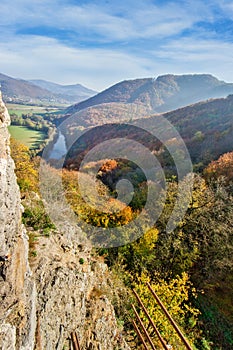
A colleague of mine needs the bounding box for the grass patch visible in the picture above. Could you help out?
[8,125,46,149]
[6,103,61,116]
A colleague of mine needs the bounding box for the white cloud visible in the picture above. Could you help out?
[0,0,217,41]
[1,34,233,91]
[153,38,233,82]
[218,0,233,18]
[0,35,152,90]
[0,1,233,90]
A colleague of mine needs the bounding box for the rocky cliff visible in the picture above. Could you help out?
[32,233,129,349]
[0,90,36,349]
[0,91,129,349]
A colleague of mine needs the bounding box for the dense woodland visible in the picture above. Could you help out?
[10,130,233,349]
[62,95,233,175]
[7,89,233,349]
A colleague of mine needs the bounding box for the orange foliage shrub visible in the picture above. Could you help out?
[100,159,118,172]
[204,151,233,183]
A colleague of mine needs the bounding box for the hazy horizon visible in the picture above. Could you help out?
[1,71,232,94]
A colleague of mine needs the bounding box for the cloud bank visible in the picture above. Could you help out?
[0,0,232,89]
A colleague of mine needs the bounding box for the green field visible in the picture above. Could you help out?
[8,125,47,149]
[6,103,61,117]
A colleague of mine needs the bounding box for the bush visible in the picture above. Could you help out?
[22,202,56,231]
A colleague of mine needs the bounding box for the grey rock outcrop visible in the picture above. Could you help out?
[32,233,129,349]
[0,91,37,349]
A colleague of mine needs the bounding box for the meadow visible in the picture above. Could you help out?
[8,125,47,149]
[6,103,59,117]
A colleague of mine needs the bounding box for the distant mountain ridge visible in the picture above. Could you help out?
[0,73,97,106]
[29,79,97,103]
[66,74,233,114]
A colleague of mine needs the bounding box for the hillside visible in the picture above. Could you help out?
[66,74,233,114]
[61,102,151,133]
[29,79,97,103]
[56,93,233,349]
[0,73,95,106]
[160,94,233,167]
[3,84,233,348]
[61,94,233,173]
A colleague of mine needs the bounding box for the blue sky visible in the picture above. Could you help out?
[0,0,233,90]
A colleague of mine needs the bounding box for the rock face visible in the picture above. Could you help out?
[0,91,37,349]
[0,91,129,349]
[32,233,129,349]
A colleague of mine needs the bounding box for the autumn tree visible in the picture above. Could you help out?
[133,272,201,349]
[204,151,233,184]
[62,169,134,229]
[10,138,39,193]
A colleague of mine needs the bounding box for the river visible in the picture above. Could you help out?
[49,131,67,159]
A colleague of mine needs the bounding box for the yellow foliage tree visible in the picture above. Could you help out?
[10,138,39,193]
[133,272,200,349]
[62,169,133,228]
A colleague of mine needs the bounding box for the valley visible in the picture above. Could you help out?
[6,103,59,116]
[1,0,233,348]
[1,73,233,349]
[0,72,97,106]
[8,125,47,149]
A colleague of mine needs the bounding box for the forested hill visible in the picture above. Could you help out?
[0,73,96,105]
[147,94,233,169]
[0,73,58,104]
[66,74,233,114]
[29,79,97,103]
[63,94,233,173]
